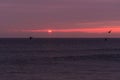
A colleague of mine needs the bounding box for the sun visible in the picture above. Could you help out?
[48,30,53,33]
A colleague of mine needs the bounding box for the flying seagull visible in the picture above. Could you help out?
[108,30,112,34]
[104,30,112,41]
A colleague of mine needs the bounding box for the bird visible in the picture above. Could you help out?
[104,38,108,41]
[29,36,33,40]
[108,30,112,34]
[104,30,112,41]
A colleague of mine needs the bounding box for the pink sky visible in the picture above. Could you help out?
[21,27,120,33]
[0,0,120,37]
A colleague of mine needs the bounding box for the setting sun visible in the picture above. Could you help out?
[48,30,53,33]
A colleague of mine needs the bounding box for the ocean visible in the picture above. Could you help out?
[0,38,120,80]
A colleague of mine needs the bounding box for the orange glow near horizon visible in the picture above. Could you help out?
[48,30,53,33]
[21,27,120,33]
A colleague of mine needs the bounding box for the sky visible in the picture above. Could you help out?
[1,0,120,38]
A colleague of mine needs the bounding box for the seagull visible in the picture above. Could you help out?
[104,38,108,41]
[108,30,112,34]
[29,36,33,40]
[104,30,112,41]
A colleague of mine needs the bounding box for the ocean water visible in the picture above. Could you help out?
[0,38,120,80]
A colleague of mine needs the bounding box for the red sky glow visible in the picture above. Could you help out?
[1,0,120,37]
[21,27,120,33]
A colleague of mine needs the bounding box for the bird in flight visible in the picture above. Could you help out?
[108,30,112,34]
[104,30,112,41]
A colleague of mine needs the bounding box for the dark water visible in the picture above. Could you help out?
[0,38,120,80]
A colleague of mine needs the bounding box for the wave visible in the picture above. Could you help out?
[50,53,120,61]
[1,53,120,66]
[1,48,120,65]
